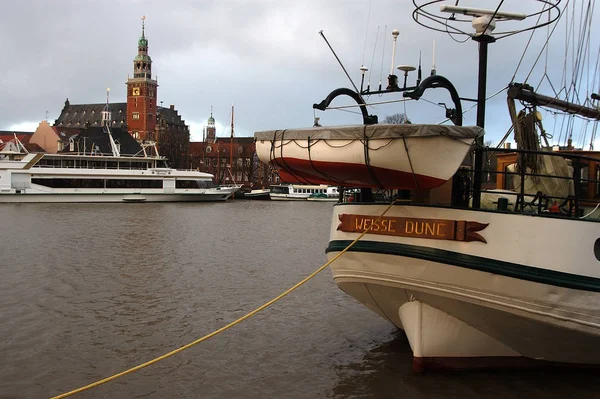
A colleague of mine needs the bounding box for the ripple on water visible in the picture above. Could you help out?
[1,202,600,399]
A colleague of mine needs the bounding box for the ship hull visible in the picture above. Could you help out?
[327,203,600,369]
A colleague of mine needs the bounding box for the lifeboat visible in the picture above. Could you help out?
[254,124,482,189]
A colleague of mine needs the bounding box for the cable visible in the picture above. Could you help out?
[50,200,400,398]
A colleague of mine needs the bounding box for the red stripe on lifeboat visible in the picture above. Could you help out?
[273,158,446,189]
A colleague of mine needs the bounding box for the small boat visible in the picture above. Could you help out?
[269,183,337,201]
[307,188,339,202]
[244,188,271,200]
[255,124,481,189]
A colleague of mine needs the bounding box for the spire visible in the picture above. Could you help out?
[133,16,152,79]
[102,88,112,126]
[208,106,215,124]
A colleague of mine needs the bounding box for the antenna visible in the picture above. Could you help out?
[387,29,400,90]
[389,29,399,75]
[417,52,422,85]
[360,66,369,92]
[440,5,526,37]
[431,39,436,75]
[318,30,360,93]
[440,5,526,20]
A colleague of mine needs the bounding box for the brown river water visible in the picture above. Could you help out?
[1,201,599,398]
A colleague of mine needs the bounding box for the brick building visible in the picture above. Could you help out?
[53,19,189,168]
[188,113,278,187]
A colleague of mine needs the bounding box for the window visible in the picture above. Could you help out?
[132,112,140,120]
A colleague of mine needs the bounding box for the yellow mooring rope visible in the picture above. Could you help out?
[50,199,399,399]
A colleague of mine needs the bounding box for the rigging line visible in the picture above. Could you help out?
[318,31,360,94]
[379,25,387,88]
[368,25,380,87]
[334,108,363,115]
[580,119,590,149]
[592,41,600,94]
[590,120,598,150]
[524,0,570,83]
[418,12,471,37]
[324,97,410,110]
[361,0,373,68]
[419,97,446,108]
[482,0,505,37]
[403,93,408,122]
[511,3,546,83]
[578,1,595,101]
[436,86,508,124]
[571,1,591,96]
[559,1,570,92]
[445,16,470,43]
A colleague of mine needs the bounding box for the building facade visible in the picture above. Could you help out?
[188,114,279,187]
[52,19,190,168]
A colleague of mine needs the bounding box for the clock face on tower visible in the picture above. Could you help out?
[132,87,140,96]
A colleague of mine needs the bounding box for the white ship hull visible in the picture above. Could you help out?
[327,203,600,369]
[0,190,236,203]
[0,153,238,203]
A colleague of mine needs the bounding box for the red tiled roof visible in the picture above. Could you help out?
[0,131,33,144]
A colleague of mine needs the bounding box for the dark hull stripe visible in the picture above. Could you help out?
[326,240,600,293]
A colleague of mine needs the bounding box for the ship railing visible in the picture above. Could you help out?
[459,146,600,219]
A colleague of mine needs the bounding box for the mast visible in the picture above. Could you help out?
[103,88,121,157]
[230,105,234,183]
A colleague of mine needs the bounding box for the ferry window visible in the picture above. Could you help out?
[32,178,104,189]
[106,179,162,189]
[176,180,202,189]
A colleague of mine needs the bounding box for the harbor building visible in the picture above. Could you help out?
[188,112,278,188]
[51,19,190,168]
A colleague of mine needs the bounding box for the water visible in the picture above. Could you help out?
[1,201,599,399]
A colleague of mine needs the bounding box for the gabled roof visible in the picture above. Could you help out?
[58,126,143,156]
[54,103,128,128]
[0,131,33,144]
[52,126,81,140]
[157,106,187,128]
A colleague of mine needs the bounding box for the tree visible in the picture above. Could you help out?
[383,113,411,124]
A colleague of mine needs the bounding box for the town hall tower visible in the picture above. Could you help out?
[126,17,158,142]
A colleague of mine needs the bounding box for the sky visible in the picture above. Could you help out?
[0,0,598,147]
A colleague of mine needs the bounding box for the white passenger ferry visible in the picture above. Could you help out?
[0,134,238,203]
[269,184,338,201]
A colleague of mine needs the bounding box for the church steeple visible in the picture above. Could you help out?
[206,107,216,143]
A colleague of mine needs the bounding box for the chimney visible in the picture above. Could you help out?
[504,143,511,149]
[170,104,175,110]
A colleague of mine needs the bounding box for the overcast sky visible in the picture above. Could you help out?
[0,0,597,146]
